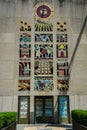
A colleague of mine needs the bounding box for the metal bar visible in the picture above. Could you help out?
[68,15,87,79]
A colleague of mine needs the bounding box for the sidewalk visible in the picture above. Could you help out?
[16,124,72,130]
[23,124,72,130]
[24,126,65,130]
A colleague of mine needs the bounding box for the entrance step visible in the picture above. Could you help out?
[17,124,72,130]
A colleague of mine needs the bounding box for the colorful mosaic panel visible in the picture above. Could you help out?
[56,22,69,91]
[20,33,31,42]
[57,80,69,91]
[18,80,30,91]
[56,34,67,42]
[19,62,31,77]
[35,23,53,31]
[56,44,68,58]
[34,76,53,91]
[57,22,67,32]
[20,21,31,31]
[35,34,53,42]
[19,44,31,59]
[34,44,53,59]
[35,60,53,75]
[57,62,68,77]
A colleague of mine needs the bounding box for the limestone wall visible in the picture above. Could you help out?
[0,0,87,114]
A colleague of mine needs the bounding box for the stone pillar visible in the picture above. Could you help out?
[30,95,34,124]
[53,95,58,123]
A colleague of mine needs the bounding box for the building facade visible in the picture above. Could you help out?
[0,0,87,124]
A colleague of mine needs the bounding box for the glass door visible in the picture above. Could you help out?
[35,96,53,123]
[18,96,30,124]
[35,98,43,123]
[44,98,53,122]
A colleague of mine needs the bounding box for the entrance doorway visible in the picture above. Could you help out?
[35,96,54,123]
